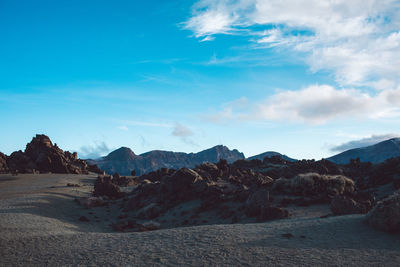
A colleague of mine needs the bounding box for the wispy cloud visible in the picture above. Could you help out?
[204,97,248,123]
[171,123,198,147]
[184,0,400,89]
[79,141,113,159]
[330,134,400,152]
[172,123,193,138]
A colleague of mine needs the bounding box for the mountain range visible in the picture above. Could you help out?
[3,134,400,176]
[88,145,246,176]
[327,138,400,164]
[90,137,400,175]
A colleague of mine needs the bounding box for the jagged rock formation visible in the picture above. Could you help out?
[328,138,400,164]
[90,145,245,176]
[5,134,101,174]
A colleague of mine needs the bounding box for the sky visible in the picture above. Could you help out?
[1,0,400,160]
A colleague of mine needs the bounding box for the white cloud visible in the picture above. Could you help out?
[185,0,400,88]
[209,84,400,124]
[330,134,400,152]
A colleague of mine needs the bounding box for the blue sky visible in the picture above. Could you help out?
[1,0,400,159]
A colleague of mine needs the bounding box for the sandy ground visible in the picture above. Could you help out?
[1,174,400,266]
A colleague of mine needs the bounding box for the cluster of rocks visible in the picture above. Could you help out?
[93,160,374,232]
[93,173,139,198]
[1,134,103,174]
[85,154,400,233]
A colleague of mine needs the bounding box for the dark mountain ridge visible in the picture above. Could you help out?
[92,145,245,176]
[327,138,400,164]
[248,151,297,162]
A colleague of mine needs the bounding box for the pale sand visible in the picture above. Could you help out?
[1,174,399,266]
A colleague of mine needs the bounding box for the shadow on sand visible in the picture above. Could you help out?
[2,191,117,233]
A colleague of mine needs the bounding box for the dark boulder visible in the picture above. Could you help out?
[258,206,289,221]
[195,162,220,180]
[330,195,366,215]
[161,168,203,201]
[87,164,104,174]
[112,174,139,187]
[93,175,124,198]
[7,150,36,173]
[245,189,270,217]
[366,192,400,232]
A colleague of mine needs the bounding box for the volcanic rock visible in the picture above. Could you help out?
[161,168,202,201]
[195,162,220,180]
[112,174,139,187]
[93,175,124,198]
[366,191,400,232]
[137,203,163,219]
[330,195,366,215]
[6,134,91,174]
[245,188,271,217]
[258,206,289,221]
[0,152,9,173]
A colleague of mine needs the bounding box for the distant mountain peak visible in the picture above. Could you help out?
[248,151,296,162]
[104,147,138,161]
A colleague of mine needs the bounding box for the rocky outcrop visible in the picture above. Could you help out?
[0,152,9,173]
[366,192,400,232]
[5,134,100,174]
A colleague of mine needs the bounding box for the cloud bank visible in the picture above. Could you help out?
[208,85,400,124]
[330,134,400,152]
